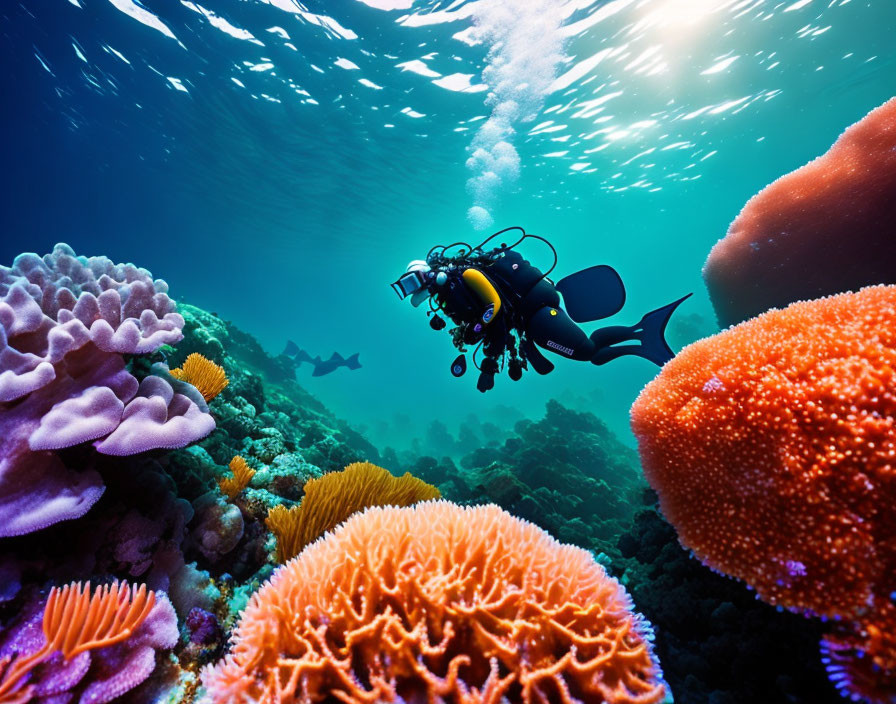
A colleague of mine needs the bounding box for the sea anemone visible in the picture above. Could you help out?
[0,581,155,701]
[265,461,440,563]
[169,353,228,402]
[218,455,255,500]
[203,502,665,704]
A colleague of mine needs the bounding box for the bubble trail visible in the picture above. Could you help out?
[466,0,568,230]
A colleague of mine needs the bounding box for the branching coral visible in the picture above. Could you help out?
[218,455,255,500]
[0,581,157,702]
[265,461,440,563]
[630,285,896,702]
[170,353,229,402]
[202,502,666,704]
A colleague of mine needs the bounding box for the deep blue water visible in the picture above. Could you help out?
[3,0,895,451]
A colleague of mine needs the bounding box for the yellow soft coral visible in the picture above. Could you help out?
[218,456,255,500]
[169,353,228,401]
[266,461,440,563]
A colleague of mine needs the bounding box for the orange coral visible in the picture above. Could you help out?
[218,455,255,500]
[0,581,155,702]
[631,286,896,701]
[170,353,228,401]
[265,461,440,563]
[203,502,666,704]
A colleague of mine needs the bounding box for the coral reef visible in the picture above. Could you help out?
[2,240,870,704]
[0,244,214,536]
[704,97,896,326]
[397,400,646,561]
[216,456,254,501]
[631,285,896,701]
[265,460,441,563]
[202,502,666,704]
[0,245,392,703]
[616,507,842,704]
[169,354,229,402]
[0,582,177,703]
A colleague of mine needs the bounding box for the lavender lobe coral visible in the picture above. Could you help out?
[0,244,215,537]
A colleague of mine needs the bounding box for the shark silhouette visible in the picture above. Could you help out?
[282,341,361,377]
[310,351,361,377]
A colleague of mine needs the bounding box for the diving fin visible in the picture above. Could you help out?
[591,293,692,367]
[556,265,626,323]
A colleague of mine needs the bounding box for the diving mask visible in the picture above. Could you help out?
[391,260,431,300]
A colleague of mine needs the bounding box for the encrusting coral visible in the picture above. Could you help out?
[630,285,896,703]
[202,502,666,704]
[0,581,167,703]
[217,455,255,500]
[169,353,229,402]
[265,460,440,563]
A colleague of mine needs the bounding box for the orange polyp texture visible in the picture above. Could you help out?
[632,286,896,617]
[703,97,896,326]
[631,286,896,700]
[203,502,666,704]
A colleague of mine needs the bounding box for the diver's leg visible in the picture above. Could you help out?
[525,306,595,361]
[589,294,692,366]
[520,336,554,375]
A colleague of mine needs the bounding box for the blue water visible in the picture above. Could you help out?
[2,0,895,452]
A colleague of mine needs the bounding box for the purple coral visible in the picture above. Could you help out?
[0,244,216,536]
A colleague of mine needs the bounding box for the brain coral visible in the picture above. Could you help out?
[203,502,665,704]
[266,461,440,563]
[703,97,896,326]
[630,286,896,702]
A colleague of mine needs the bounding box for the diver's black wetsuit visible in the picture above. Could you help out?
[434,248,690,392]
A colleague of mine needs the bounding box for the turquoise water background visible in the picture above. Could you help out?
[3,0,895,453]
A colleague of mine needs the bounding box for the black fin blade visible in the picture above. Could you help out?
[556,265,626,323]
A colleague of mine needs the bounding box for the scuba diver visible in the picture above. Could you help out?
[391,227,691,393]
